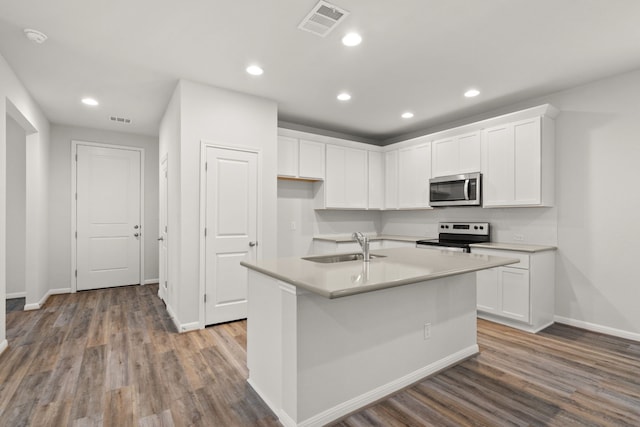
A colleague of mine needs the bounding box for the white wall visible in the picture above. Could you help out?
[48,125,159,289]
[164,80,277,327]
[277,180,383,257]
[5,115,26,298]
[381,207,558,245]
[158,83,181,319]
[0,52,51,350]
[544,70,640,337]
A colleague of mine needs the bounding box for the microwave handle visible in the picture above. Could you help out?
[464,179,470,200]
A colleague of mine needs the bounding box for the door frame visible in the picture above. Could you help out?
[199,141,262,330]
[71,140,145,293]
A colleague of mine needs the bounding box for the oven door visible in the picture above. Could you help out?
[429,172,481,207]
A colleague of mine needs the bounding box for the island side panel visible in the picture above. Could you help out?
[246,270,283,412]
[294,273,478,424]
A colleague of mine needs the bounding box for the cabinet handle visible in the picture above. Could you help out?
[249,241,258,247]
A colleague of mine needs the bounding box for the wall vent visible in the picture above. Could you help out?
[109,116,132,124]
[298,1,349,37]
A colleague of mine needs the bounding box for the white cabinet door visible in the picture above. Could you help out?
[299,139,325,180]
[432,132,480,177]
[483,124,514,206]
[476,267,499,313]
[458,132,481,173]
[482,117,545,207]
[499,267,530,322]
[325,145,367,209]
[368,151,384,209]
[432,137,457,177]
[346,148,368,208]
[384,150,398,209]
[513,118,541,205]
[278,136,298,177]
[398,143,431,208]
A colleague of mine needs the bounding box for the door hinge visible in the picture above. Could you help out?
[75,192,77,200]
[205,162,208,171]
[75,231,77,239]
[165,226,167,232]
[165,171,168,178]
[75,154,78,161]
[204,228,207,237]
[75,270,77,278]
[204,293,207,303]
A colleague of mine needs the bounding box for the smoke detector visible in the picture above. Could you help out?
[24,29,48,44]
[298,1,349,37]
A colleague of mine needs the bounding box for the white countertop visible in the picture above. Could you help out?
[241,247,518,299]
[312,234,429,243]
[469,242,557,253]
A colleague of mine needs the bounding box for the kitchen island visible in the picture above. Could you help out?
[241,247,516,427]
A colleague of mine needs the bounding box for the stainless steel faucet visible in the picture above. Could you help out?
[352,232,370,262]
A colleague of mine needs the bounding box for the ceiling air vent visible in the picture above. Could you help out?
[298,1,349,37]
[109,116,132,124]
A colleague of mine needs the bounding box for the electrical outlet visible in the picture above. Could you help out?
[514,234,524,242]
[423,323,431,340]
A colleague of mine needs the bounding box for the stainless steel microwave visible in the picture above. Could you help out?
[429,172,481,207]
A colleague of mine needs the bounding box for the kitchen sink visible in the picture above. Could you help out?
[302,253,386,263]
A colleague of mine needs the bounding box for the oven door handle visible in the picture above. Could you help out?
[463,179,470,200]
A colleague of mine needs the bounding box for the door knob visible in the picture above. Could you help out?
[249,241,258,247]
[157,237,164,241]
[134,233,140,237]
[134,225,139,229]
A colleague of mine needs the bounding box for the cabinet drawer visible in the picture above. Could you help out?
[472,248,529,269]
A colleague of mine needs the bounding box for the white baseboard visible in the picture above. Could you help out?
[281,344,479,427]
[144,278,160,285]
[179,322,200,333]
[23,288,71,311]
[554,315,640,342]
[0,339,8,355]
[6,292,26,299]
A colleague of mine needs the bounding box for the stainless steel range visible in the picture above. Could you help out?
[416,222,490,253]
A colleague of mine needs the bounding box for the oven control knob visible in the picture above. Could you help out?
[474,226,478,230]
[480,226,484,230]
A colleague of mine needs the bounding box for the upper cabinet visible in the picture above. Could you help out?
[384,150,398,209]
[432,131,481,177]
[482,115,555,207]
[277,136,325,180]
[398,142,432,209]
[367,151,384,210]
[323,144,368,209]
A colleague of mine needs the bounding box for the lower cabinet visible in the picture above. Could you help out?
[473,248,555,333]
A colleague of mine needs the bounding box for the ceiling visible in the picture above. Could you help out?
[1,0,640,142]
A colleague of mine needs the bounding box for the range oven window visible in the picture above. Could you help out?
[430,179,477,202]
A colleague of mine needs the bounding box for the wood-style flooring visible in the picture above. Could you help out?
[1,284,639,426]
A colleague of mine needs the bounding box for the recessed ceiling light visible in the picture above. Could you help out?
[23,28,48,44]
[246,65,264,76]
[401,112,414,119]
[337,92,351,101]
[81,97,99,106]
[464,89,480,98]
[342,32,362,47]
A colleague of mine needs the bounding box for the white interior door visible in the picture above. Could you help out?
[76,145,141,291]
[158,156,169,301]
[204,146,258,325]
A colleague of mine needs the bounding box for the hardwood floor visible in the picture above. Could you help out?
[1,285,639,426]
[0,285,279,427]
[333,320,640,427]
